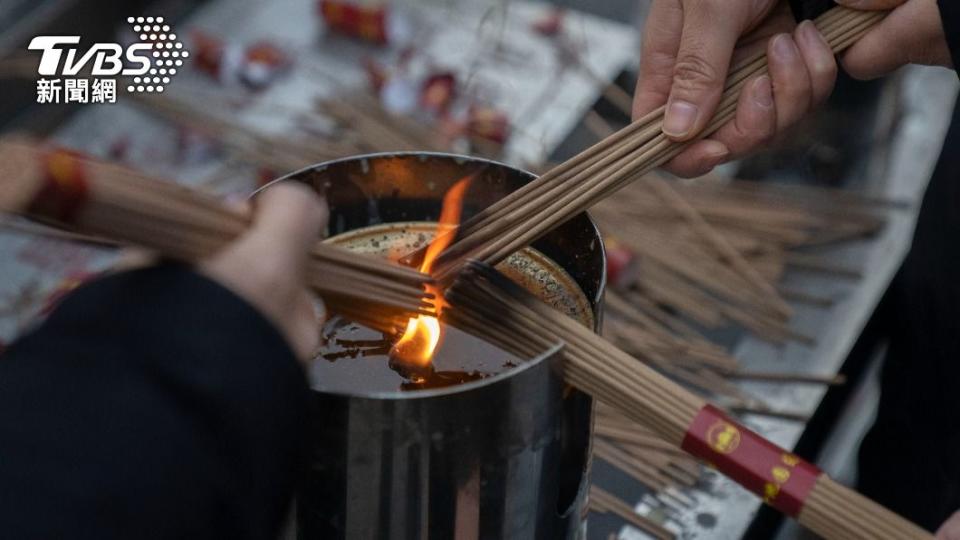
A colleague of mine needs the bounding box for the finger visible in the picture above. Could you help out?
[662,0,745,140]
[246,182,328,280]
[660,140,730,178]
[633,0,684,120]
[936,511,960,540]
[767,34,812,131]
[288,290,322,362]
[794,21,838,107]
[661,74,776,176]
[833,0,906,9]
[699,74,777,160]
[841,0,952,80]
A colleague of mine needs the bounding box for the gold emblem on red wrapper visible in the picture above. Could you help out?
[706,420,741,454]
[682,405,823,518]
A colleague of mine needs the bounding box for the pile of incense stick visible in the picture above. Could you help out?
[0,138,432,332]
[428,6,886,284]
[445,262,929,540]
[137,92,455,180]
[596,177,886,342]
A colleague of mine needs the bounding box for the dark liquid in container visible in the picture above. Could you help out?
[311,222,593,395]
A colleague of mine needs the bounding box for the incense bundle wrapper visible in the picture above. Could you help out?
[261,153,606,539]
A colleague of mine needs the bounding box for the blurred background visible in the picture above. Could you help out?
[1,1,957,538]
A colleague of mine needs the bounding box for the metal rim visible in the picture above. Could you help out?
[254,152,607,401]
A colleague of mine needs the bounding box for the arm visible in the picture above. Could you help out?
[0,183,326,540]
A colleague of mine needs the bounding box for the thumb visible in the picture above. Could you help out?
[663,3,744,140]
[833,0,906,9]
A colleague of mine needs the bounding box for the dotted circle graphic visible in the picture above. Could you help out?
[126,16,186,94]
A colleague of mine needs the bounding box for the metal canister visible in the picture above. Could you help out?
[262,153,606,539]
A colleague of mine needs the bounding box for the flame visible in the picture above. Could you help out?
[391,175,472,370]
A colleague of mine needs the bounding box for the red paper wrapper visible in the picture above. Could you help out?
[320,0,389,45]
[29,150,89,224]
[682,405,821,517]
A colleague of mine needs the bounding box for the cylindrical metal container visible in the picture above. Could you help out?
[264,153,606,540]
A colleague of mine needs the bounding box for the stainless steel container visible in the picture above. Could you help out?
[264,153,606,540]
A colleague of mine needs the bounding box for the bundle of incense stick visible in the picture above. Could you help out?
[0,138,433,332]
[429,6,886,287]
[445,263,929,539]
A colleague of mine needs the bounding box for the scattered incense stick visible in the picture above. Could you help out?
[446,262,930,540]
[590,486,674,540]
[0,138,433,332]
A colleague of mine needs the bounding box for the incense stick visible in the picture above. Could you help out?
[428,7,886,291]
[445,262,929,539]
[0,138,433,331]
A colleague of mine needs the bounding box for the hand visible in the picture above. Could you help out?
[937,510,960,540]
[836,0,952,80]
[634,0,838,177]
[201,183,328,362]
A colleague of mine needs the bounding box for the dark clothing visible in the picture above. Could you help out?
[859,104,960,531]
[790,0,960,531]
[0,266,310,539]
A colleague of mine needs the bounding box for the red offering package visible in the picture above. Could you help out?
[191,30,225,78]
[604,238,635,287]
[532,8,566,37]
[420,72,457,115]
[467,106,510,145]
[319,0,389,45]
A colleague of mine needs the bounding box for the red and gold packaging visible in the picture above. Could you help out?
[682,405,821,517]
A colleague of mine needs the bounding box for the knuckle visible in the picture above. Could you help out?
[673,54,723,92]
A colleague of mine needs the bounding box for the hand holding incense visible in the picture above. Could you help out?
[446,263,930,540]
[0,138,434,332]
[429,6,887,291]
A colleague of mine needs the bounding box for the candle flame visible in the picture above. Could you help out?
[391,175,472,370]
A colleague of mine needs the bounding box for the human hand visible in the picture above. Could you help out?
[836,0,952,80]
[937,510,960,540]
[633,0,838,177]
[201,183,328,362]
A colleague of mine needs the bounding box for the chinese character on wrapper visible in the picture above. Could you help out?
[91,79,116,103]
[64,79,89,103]
[36,78,62,104]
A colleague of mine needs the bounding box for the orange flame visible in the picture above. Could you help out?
[391,175,472,369]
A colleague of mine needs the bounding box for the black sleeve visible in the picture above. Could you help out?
[0,265,311,540]
[788,0,836,21]
[939,1,960,69]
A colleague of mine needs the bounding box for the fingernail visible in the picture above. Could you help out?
[703,142,730,169]
[752,75,773,108]
[798,20,829,50]
[772,34,799,62]
[663,100,698,138]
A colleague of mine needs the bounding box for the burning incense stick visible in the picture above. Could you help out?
[445,262,929,540]
[0,138,434,331]
[429,7,886,289]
